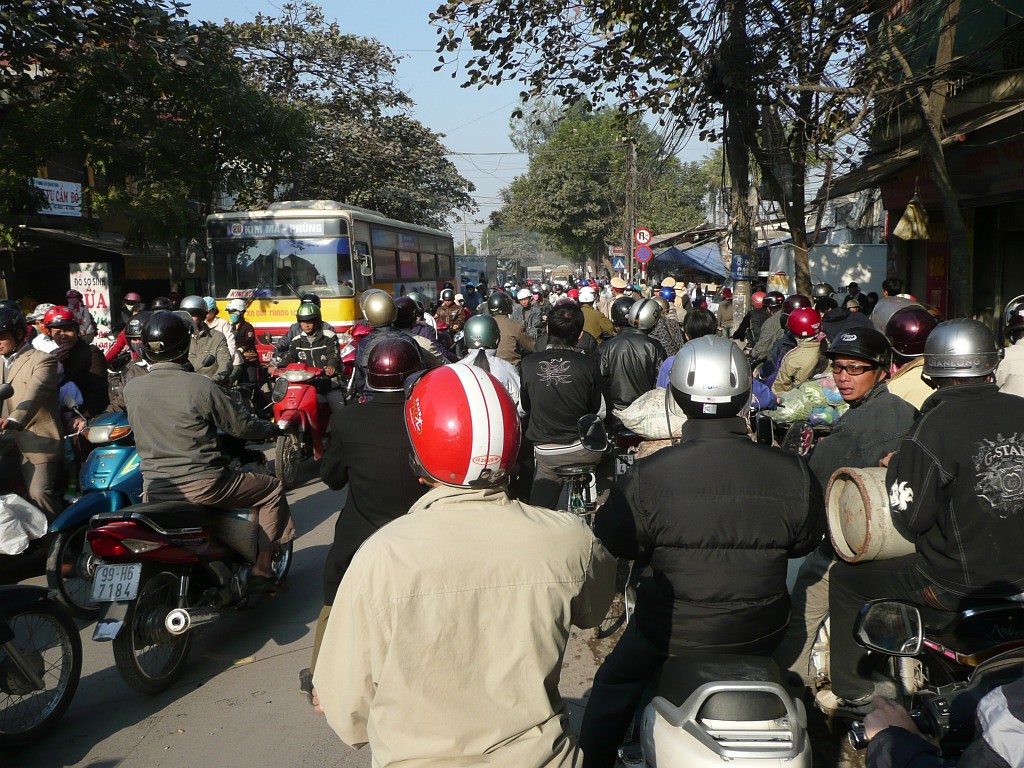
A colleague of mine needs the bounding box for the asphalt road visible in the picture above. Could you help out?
[2,462,612,768]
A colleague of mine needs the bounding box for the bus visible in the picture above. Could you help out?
[206,200,457,361]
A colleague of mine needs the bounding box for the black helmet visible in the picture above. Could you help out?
[464,315,501,349]
[295,301,322,323]
[440,288,455,302]
[366,336,423,392]
[610,296,635,327]
[125,310,153,340]
[394,295,417,328]
[1008,303,1024,342]
[487,291,513,316]
[812,283,836,300]
[150,296,172,312]
[763,291,785,310]
[0,306,27,341]
[783,294,813,315]
[141,311,192,363]
[826,326,892,369]
[300,292,322,307]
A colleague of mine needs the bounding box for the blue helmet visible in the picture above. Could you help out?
[660,286,677,302]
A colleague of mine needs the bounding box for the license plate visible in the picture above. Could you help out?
[91,563,142,602]
[614,452,635,477]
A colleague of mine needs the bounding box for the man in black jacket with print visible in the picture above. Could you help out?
[825,320,1024,714]
[579,336,826,768]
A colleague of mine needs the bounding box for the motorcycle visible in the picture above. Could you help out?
[85,500,293,694]
[270,362,332,489]
[0,585,82,749]
[634,655,812,767]
[848,599,1024,755]
[45,409,143,620]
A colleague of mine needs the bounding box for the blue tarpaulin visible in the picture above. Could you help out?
[653,242,728,278]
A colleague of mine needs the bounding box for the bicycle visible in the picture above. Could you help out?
[555,414,609,528]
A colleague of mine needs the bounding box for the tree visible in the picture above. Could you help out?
[225,2,475,227]
[495,106,707,264]
[432,1,870,295]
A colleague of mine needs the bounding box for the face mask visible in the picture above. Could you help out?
[229,313,240,323]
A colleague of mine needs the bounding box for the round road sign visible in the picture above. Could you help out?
[634,228,653,246]
[635,245,653,263]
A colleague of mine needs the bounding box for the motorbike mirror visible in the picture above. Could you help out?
[63,395,80,410]
[854,600,923,656]
[0,383,13,400]
[201,354,217,368]
[271,377,289,404]
[578,414,609,453]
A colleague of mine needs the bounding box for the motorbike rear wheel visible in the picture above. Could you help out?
[112,571,192,695]
[0,600,82,749]
[275,434,301,489]
[46,525,99,620]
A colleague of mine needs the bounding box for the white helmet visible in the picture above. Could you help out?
[578,287,597,304]
[516,288,532,300]
[226,299,247,313]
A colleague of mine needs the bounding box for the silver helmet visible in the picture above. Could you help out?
[923,319,1001,379]
[627,297,661,331]
[362,290,398,328]
[670,335,751,418]
[871,296,923,335]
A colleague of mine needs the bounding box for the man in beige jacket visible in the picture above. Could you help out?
[313,365,615,767]
[0,307,65,518]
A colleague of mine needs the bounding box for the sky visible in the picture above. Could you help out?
[183,0,713,246]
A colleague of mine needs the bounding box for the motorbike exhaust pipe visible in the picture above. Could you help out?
[165,606,222,636]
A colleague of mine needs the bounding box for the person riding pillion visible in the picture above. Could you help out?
[179,294,231,384]
[124,312,296,583]
[487,291,535,367]
[455,314,521,409]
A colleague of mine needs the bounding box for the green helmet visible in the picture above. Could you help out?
[464,314,501,350]
[296,302,321,322]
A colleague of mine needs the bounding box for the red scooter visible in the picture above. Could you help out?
[270,362,332,489]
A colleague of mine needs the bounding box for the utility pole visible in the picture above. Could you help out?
[462,211,469,256]
[623,127,636,284]
[722,0,755,321]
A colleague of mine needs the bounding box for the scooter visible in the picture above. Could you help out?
[848,599,1024,755]
[270,362,332,489]
[45,409,143,620]
[85,500,293,694]
[635,655,812,767]
[0,585,82,749]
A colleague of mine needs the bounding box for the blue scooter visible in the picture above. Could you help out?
[46,410,142,620]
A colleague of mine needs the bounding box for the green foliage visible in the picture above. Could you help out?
[496,106,707,262]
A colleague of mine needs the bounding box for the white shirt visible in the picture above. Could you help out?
[456,349,521,410]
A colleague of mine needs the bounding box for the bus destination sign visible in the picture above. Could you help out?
[212,218,345,239]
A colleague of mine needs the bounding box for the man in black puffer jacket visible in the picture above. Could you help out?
[579,337,826,768]
[595,296,665,414]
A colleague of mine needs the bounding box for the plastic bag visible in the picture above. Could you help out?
[771,389,811,423]
[800,381,828,408]
[615,388,687,440]
[0,494,48,556]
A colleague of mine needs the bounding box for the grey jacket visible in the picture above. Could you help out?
[124,362,275,490]
[189,325,231,383]
[751,312,785,363]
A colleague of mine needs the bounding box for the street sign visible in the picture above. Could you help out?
[634,228,653,246]
[634,245,653,263]
[612,257,626,272]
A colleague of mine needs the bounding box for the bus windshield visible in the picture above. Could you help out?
[208,221,354,298]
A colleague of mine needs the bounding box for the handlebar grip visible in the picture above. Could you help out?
[848,721,869,750]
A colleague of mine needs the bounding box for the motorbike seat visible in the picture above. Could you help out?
[555,464,598,478]
[655,654,787,721]
[92,501,216,533]
[921,602,1024,663]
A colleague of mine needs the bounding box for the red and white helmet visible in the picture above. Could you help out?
[405,366,520,488]
[787,307,822,338]
[44,306,77,328]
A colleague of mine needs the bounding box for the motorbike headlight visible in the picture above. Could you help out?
[283,369,313,383]
[85,425,112,444]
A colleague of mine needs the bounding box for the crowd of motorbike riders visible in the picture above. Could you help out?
[3,272,1024,767]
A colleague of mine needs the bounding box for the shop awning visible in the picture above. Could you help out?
[654,241,729,278]
[814,101,1024,204]
[19,227,168,259]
